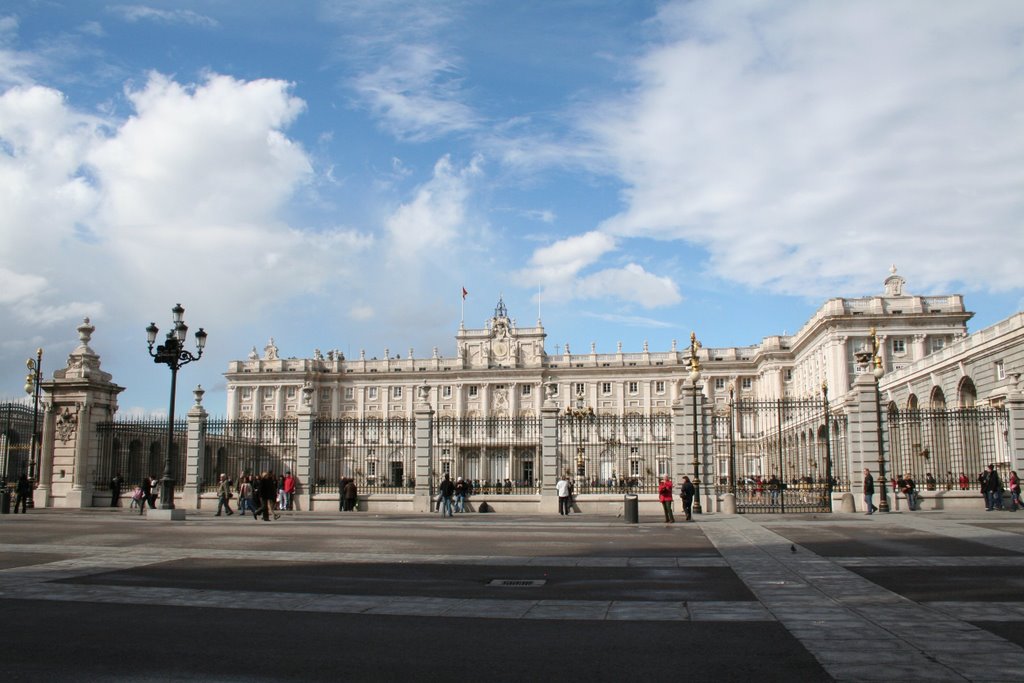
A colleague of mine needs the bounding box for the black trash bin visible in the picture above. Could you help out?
[0,488,10,514]
[623,493,638,524]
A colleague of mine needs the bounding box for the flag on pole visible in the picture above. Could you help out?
[462,287,468,300]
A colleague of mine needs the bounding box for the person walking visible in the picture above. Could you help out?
[556,474,571,516]
[454,477,467,513]
[257,471,279,521]
[1010,471,1021,511]
[438,473,455,517]
[984,464,1003,511]
[863,468,877,514]
[215,474,234,516]
[13,473,31,513]
[680,476,695,521]
[238,476,255,517]
[110,472,123,507]
[342,477,358,512]
[658,475,675,523]
[139,475,155,514]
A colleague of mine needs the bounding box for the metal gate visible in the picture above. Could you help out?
[432,416,540,495]
[887,407,1009,489]
[713,397,847,514]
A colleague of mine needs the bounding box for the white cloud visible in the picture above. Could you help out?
[576,264,681,309]
[0,72,373,338]
[523,231,617,287]
[108,5,219,28]
[584,0,1024,296]
[385,154,482,255]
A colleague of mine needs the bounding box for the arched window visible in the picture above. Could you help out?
[958,377,977,408]
[929,386,946,409]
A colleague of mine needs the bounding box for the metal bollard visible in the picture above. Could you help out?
[624,494,639,524]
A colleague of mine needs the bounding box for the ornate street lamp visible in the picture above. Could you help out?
[870,328,890,512]
[24,348,43,507]
[822,380,833,497]
[728,383,737,495]
[566,390,593,481]
[689,332,703,514]
[146,304,207,510]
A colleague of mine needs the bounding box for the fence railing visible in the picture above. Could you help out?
[888,407,1009,489]
[313,418,415,494]
[432,417,540,494]
[558,414,673,494]
[0,403,36,482]
[95,419,186,491]
[202,418,298,493]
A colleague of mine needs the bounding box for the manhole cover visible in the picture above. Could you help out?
[487,579,546,587]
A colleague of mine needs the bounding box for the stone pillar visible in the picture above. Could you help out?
[40,318,124,508]
[540,386,560,513]
[34,402,57,507]
[295,384,314,511]
[671,398,688,483]
[181,386,208,509]
[1006,385,1024,471]
[680,378,708,511]
[413,384,434,513]
[847,372,888,511]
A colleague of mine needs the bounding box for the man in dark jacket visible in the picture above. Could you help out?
[13,474,31,513]
[680,476,696,521]
[984,464,1003,511]
[863,468,877,514]
[438,474,455,517]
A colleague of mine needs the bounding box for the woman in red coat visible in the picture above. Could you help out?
[658,476,675,523]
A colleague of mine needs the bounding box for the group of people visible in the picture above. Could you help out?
[435,474,471,516]
[228,471,294,520]
[862,465,1024,513]
[655,475,696,522]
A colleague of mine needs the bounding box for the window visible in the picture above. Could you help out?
[522,385,532,397]
[286,387,297,399]
[574,382,585,396]
[344,387,354,400]
[601,382,612,395]
[715,378,725,390]
[655,381,665,393]
[263,388,274,402]
[931,337,945,353]
[996,360,1006,381]
[892,338,906,354]
[442,385,452,398]
[784,369,793,382]
[392,386,402,399]
[241,387,252,400]
[628,381,639,394]
[319,389,330,401]
[741,378,752,390]
[468,385,478,398]
[368,387,378,400]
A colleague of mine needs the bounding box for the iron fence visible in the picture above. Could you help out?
[202,418,297,492]
[431,416,541,495]
[711,398,847,513]
[313,417,415,494]
[888,407,1009,490]
[0,403,35,483]
[557,413,673,494]
[96,419,186,491]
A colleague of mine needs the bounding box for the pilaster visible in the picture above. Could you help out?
[413,386,435,513]
[181,386,208,508]
[540,395,560,511]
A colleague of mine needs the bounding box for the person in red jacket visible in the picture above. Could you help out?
[282,471,297,511]
[658,475,675,523]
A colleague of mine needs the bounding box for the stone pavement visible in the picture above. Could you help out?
[2,508,1024,681]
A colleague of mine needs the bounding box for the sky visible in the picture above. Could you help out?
[1,0,1023,416]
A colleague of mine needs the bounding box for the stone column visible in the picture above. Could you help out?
[34,402,57,507]
[181,386,208,508]
[413,385,434,513]
[295,384,314,511]
[65,400,93,507]
[1006,384,1024,471]
[847,372,889,512]
[540,387,560,513]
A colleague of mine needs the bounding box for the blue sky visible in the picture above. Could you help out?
[2,0,1023,415]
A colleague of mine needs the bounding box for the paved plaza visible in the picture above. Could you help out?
[2,507,1024,681]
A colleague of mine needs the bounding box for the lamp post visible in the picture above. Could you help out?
[728,384,737,495]
[146,304,207,510]
[822,380,833,498]
[870,328,890,513]
[24,348,43,507]
[566,390,593,484]
[689,332,703,514]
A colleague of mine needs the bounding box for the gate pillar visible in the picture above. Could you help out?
[1007,383,1024,471]
[41,318,124,508]
[540,390,560,514]
[847,372,888,512]
[181,386,208,508]
[413,385,434,513]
